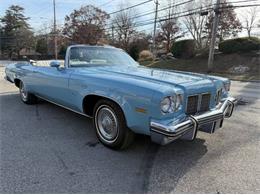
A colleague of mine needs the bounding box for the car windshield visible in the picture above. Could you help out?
[69,46,138,67]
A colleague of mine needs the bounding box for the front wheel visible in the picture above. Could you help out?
[19,81,37,104]
[93,100,134,150]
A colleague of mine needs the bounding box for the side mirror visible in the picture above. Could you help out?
[50,60,60,68]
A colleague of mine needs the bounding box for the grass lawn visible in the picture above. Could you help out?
[139,52,260,81]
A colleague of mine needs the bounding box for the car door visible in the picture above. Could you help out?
[34,65,75,109]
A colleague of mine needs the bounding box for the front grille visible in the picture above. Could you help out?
[186,95,199,115]
[200,94,211,112]
[186,93,211,115]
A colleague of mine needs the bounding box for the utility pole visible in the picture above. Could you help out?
[0,44,1,57]
[112,25,114,43]
[208,0,221,72]
[53,0,58,60]
[153,0,159,56]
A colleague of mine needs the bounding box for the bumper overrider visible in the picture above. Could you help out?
[150,96,237,145]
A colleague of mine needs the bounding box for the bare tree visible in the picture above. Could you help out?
[183,0,210,49]
[242,7,259,37]
[205,1,242,41]
[157,0,182,52]
[112,8,137,51]
[63,5,109,45]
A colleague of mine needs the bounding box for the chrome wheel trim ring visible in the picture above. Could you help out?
[95,105,119,143]
[20,82,28,101]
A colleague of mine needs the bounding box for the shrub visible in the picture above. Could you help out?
[129,44,139,61]
[171,39,196,59]
[196,47,210,58]
[128,37,150,61]
[59,45,67,59]
[139,50,154,61]
[219,37,260,54]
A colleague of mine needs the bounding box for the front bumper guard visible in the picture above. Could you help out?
[150,96,237,144]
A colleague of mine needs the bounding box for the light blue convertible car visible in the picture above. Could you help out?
[5,45,236,149]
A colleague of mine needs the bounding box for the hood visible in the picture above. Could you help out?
[75,65,222,93]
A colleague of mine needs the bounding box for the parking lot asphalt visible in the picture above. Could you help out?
[0,67,259,193]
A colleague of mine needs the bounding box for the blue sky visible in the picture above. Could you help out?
[0,0,156,33]
[0,0,259,36]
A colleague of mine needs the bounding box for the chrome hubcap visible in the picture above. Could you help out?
[96,107,118,141]
[20,83,28,101]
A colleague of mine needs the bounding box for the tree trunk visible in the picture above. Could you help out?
[8,51,12,59]
[166,39,170,53]
[17,49,20,59]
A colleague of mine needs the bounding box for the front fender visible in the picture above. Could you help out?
[78,86,156,135]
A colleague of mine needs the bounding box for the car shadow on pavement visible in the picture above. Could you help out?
[132,135,208,193]
[234,82,260,105]
[0,93,208,193]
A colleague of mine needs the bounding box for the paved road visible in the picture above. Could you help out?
[0,67,259,193]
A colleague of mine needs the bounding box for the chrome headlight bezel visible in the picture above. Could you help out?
[160,94,183,114]
[175,94,183,110]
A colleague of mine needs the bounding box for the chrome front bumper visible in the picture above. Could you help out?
[150,96,237,145]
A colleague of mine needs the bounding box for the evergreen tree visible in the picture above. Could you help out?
[0,5,34,58]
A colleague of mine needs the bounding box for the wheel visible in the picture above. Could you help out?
[19,81,37,104]
[93,99,134,150]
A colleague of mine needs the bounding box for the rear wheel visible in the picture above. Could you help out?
[19,81,37,104]
[93,99,134,150]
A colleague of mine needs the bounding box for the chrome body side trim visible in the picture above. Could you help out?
[35,95,93,118]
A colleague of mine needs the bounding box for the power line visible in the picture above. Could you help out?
[3,0,257,38]
[159,2,260,22]
[225,3,260,9]
[106,0,194,27]
[105,12,192,32]
[27,2,53,17]
[153,0,194,15]
[105,4,211,31]
[108,0,153,15]
[7,0,257,33]
[105,1,260,32]
[227,0,259,4]
[27,0,259,31]
[127,0,194,20]
[28,1,260,33]
[99,0,116,7]
[105,0,258,29]
[105,0,257,25]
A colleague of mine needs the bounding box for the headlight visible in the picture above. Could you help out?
[161,97,172,113]
[224,82,231,92]
[161,94,183,114]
